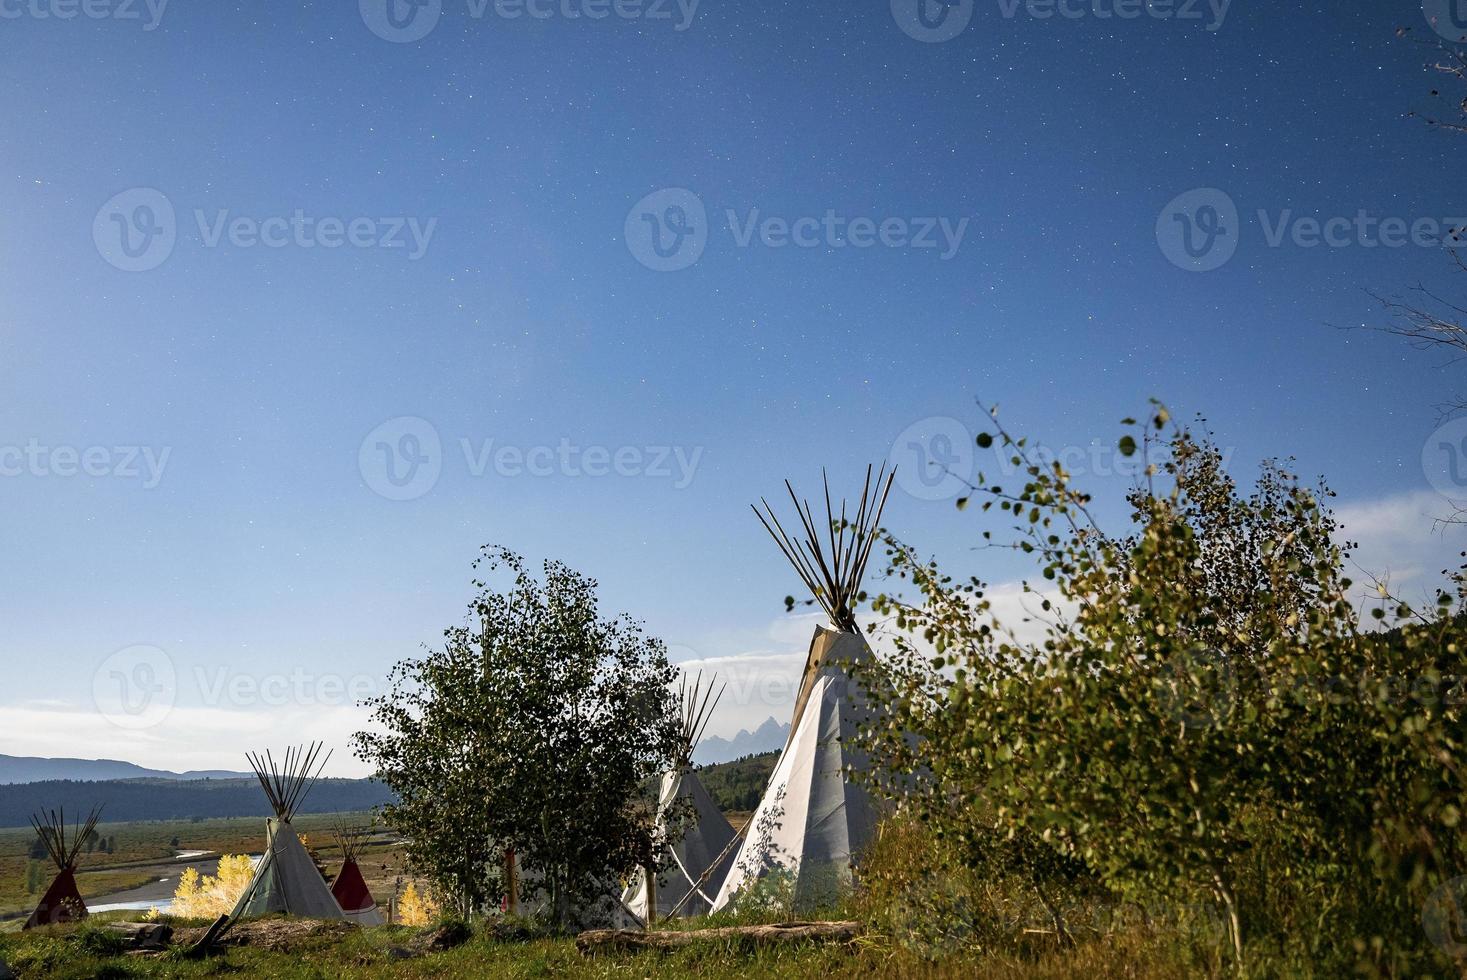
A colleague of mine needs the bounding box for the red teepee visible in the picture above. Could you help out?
[330,825,384,926]
[24,806,103,930]
[25,868,88,929]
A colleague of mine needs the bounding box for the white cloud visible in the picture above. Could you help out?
[0,700,377,778]
[1334,489,1466,600]
[672,613,820,738]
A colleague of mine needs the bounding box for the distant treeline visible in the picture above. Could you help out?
[0,754,774,829]
[698,751,778,813]
[0,777,394,828]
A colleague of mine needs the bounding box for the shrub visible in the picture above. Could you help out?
[861,406,1467,975]
[170,854,254,917]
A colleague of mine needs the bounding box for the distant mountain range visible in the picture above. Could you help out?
[693,716,790,766]
[0,754,251,785]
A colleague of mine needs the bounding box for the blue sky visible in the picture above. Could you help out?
[2,0,1465,774]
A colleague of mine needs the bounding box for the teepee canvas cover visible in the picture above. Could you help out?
[231,744,345,922]
[24,806,102,930]
[621,675,739,923]
[234,820,344,919]
[330,860,383,925]
[713,626,879,911]
[26,869,87,930]
[331,827,385,926]
[713,467,891,912]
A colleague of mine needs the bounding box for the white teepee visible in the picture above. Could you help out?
[713,467,892,913]
[230,743,346,922]
[621,674,738,924]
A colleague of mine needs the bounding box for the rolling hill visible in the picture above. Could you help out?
[0,754,251,785]
[0,752,779,828]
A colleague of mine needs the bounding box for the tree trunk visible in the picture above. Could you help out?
[644,864,658,930]
[504,847,519,917]
[1211,872,1243,970]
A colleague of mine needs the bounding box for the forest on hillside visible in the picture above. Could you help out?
[0,778,393,828]
[695,751,777,815]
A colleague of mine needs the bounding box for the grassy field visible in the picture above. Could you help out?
[0,810,1211,978]
[0,755,771,927]
[0,775,1246,976]
[0,812,393,924]
[0,911,1197,980]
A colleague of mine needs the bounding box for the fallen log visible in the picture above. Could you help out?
[576,921,862,955]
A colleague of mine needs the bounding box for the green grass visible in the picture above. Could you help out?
[0,914,1198,980]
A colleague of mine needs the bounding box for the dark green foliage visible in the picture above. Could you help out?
[697,752,778,814]
[0,779,392,829]
[354,546,683,928]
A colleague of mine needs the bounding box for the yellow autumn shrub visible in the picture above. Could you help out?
[397,881,440,926]
[171,854,255,917]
